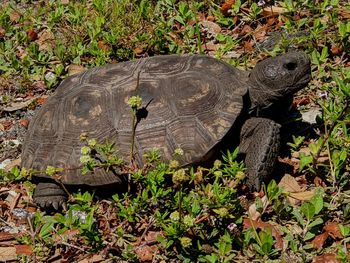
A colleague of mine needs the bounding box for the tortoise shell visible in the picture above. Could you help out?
[22,55,248,186]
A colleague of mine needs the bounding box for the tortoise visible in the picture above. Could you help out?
[22,52,311,209]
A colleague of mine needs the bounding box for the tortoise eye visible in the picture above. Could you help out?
[284,61,298,71]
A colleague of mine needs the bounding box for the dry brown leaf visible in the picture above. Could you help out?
[248,195,268,220]
[262,6,288,17]
[61,0,70,4]
[36,30,55,51]
[67,64,87,76]
[339,8,350,19]
[207,15,215,22]
[134,47,144,55]
[204,41,219,51]
[279,174,301,192]
[243,40,254,51]
[0,247,17,261]
[9,11,21,23]
[331,45,343,55]
[243,218,284,249]
[144,231,163,243]
[201,21,221,34]
[0,27,6,38]
[289,191,315,201]
[2,96,39,112]
[77,254,104,263]
[27,29,38,41]
[0,120,13,130]
[19,118,29,127]
[56,228,80,242]
[135,245,158,262]
[312,253,340,263]
[324,222,342,239]
[15,245,33,256]
[0,232,15,242]
[36,95,48,105]
[311,232,328,249]
[241,25,253,35]
[221,0,235,16]
[311,221,343,249]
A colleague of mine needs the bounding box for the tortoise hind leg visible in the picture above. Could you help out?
[239,117,281,190]
[33,182,67,210]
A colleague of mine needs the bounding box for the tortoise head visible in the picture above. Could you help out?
[248,51,311,114]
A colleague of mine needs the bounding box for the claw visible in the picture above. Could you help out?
[52,201,59,210]
[62,202,68,211]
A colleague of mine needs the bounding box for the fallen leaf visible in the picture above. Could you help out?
[135,245,158,262]
[312,253,340,263]
[15,245,33,256]
[248,195,268,220]
[0,232,15,242]
[37,95,48,105]
[279,174,302,193]
[311,221,343,249]
[0,247,17,261]
[134,47,144,55]
[98,40,109,50]
[1,96,39,112]
[311,232,328,249]
[201,21,221,34]
[0,27,5,38]
[144,231,163,243]
[78,254,104,263]
[204,41,219,51]
[67,64,87,76]
[206,15,215,21]
[339,8,350,19]
[20,118,29,127]
[293,96,310,106]
[243,218,284,249]
[289,191,315,201]
[27,29,38,41]
[221,0,235,16]
[241,25,253,35]
[0,120,13,130]
[61,0,70,4]
[243,40,254,51]
[262,6,288,17]
[36,30,55,51]
[331,45,343,55]
[10,10,21,23]
[56,228,80,242]
[324,222,342,239]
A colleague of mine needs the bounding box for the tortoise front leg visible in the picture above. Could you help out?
[33,182,67,210]
[239,117,281,190]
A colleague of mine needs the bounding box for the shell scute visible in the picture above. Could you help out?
[22,55,246,185]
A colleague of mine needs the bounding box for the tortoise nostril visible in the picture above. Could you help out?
[284,61,298,71]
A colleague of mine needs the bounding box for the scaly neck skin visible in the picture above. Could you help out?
[248,81,293,119]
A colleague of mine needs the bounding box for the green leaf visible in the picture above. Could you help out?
[310,192,323,215]
[299,153,313,171]
[259,229,273,255]
[301,202,315,221]
[304,231,315,241]
[39,222,54,239]
[339,224,350,237]
[308,217,324,228]
[292,208,305,227]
